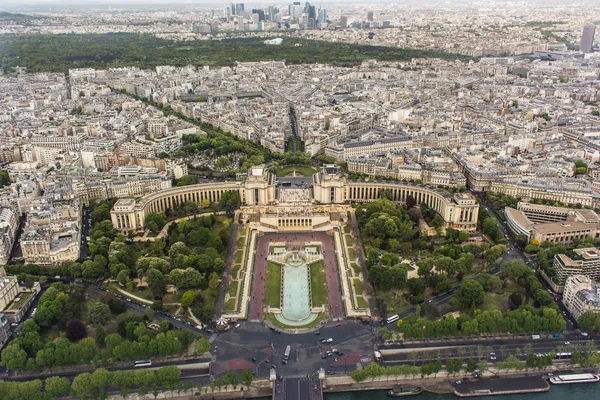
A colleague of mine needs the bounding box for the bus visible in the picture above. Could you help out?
[386,315,400,325]
[134,360,152,367]
[284,345,291,361]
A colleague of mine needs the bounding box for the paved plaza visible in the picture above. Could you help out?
[249,232,344,322]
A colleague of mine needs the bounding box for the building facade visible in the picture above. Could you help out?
[111,166,479,232]
[553,247,600,285]
[563,275,600,321]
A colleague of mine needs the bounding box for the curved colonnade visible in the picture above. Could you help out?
[111,175,479,232]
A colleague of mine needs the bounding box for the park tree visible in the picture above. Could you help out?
[81,259,104,281]
[88,302,112,325]
[454,279,485,308]
[0,344,28,371]
[477,274,503,293]
[145,213,166,233]
[66,319,87,341]
[482,217,501,242]
[147,268,166,298]
[466,359,478,372]
[45,376,71,398]
[180,290,197,308]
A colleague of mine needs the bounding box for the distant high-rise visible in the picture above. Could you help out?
[235,3,245,16]
[340,15,348,29]
[307,5,316,21]
[318,7,327,24]
[367,11,374,22]
[581,25,596,54]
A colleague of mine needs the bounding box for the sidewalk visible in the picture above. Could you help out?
[114,287,153,305]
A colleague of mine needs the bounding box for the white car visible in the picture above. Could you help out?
[490,356,497,360]
[564,341,570,345]
[326,338,333,343]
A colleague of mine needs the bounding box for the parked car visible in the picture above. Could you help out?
[326,338,333,343]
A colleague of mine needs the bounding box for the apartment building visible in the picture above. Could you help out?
[0,269,18,311]
[553,247,600,285]
[563,275,600,321]
[490,178,593,207]
[505,202,600,245]
[0,207,18,265]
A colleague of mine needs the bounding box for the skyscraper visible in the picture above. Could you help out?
[367,11,374,22]
[340,15,348,29]
[581,25,596,54]
[318,7,327,24]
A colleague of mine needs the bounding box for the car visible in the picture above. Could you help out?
[581,332,589,336]
[282,360,288,364]
[335,323,341,327]
[319,338,327,344]
[490,352,495,356]
[195,325,203,330]
[10,323,18,327]
[326,338,333,343]
[455,380,462,385]
[332,348,339,354]
[315,331,320,335]
[490,356,497,360]
[186,321,192,326]
[235,323,240,328]
[564,341,570,345]
[326,351,333,356]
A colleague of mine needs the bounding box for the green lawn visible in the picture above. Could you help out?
[274,166,317,177]
[234,250,243,264]
[223,298,237,312]
[477,292,510,312]
[232,264,242,279]
[265,261,282,308]
[353,278,365,296]
[227,281,239,298]
[310,261,328,308]
[350,263,361,276]
[343,225,351,234]
[124,286,154,301]
[237,236,246,247]
[345,234,355,247]
[378,289,411,315]
[347,247,358,261]
[356,296,369,309]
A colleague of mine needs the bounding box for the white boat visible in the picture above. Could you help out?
[549,373,600,384]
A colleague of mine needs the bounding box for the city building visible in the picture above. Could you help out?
[580,25,596,54]
[505,202,600,245]
[553,247,600,285]
[111,166,479,232]
[563,275,600,321]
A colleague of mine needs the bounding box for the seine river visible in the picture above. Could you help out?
[257,383,599,400]
[322,383,599,400]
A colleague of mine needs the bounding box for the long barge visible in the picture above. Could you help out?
[549,373,600,385]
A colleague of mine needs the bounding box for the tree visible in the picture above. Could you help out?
[483,217,501,242]
[578,311,600,332]
[455,279,485,308]
[180,290,197,308]
[477,274,503,292]
[0,344,28,371]
[145,213,166,233]
[81,259,103,281]
[0,170,10,187]
[508,292,523,309]
[242,368,253,387]
[45,376,71,398]
[466,359,478,373]
[117,269,130,286]
[157,365,181,391]
[147,268,166,298]
[88,302,112,325]
[66,319,87,341]
[195,336,211,354]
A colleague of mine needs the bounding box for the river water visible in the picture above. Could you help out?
[322,383,599,399]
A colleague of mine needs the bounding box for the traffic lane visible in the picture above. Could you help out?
[382,339,600,363]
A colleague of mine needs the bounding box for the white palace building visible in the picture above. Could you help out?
[110,165,479,233]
